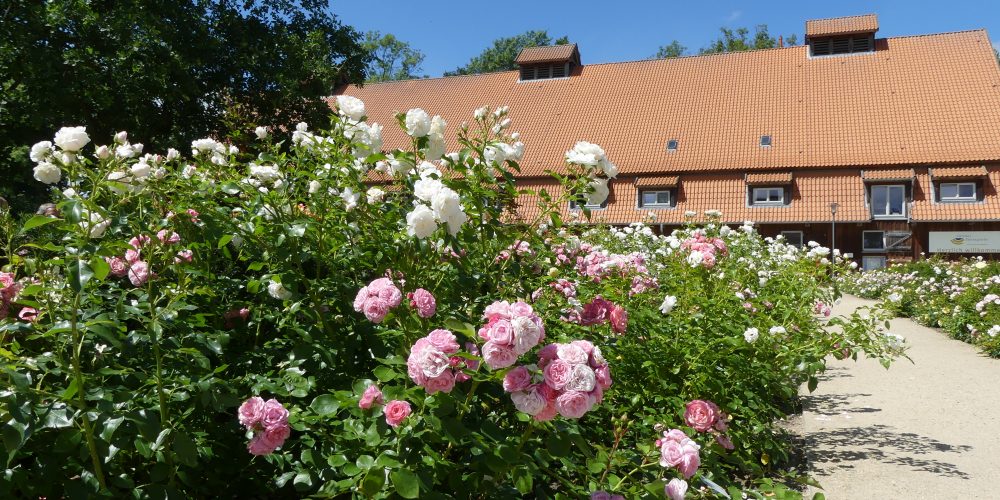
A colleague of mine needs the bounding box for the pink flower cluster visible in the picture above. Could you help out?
[0,272,23,319]
[629,275,659,296]
[813,301,832,317]
[680,233,728,269]
[685,399,734,450]
[408,288,436,318]
[569,296,627,334]
[551,241,584,266]
[478,301,546,369]
[575,250,648,282]
[549,279,577,298]
[591,492,625,500]
[496,240,533,261]
[353,277,402,323]
[407,329,474,394]
[506,340,611,421]
[358,384,383,409]
[238,397,291,456]
[384,400,411,428]
[656,429,701,479]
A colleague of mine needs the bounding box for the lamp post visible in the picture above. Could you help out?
[830,202,839,286]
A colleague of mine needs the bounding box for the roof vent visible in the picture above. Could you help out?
[805,14,878,57]
[516,44,580,81]
[666,139,678,151]
[760,135,772,147]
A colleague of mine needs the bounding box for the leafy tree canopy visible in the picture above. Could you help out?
[699,25,797,54]
[444,30,570,76]
[653,40,687,59]
[362,31,425,82]
[0,0,369,212]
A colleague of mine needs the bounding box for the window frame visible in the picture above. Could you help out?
[938,181,977,203]
[638,189,674,209]
[779,231,804,248]
[751,186,784,206]
[862,230,886,252]
[869,184,907,219]
[759,135,772,147]
[569,196,608,211]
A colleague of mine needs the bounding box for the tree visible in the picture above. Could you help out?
[699,24,797,54]
[362,31,425,82]
[0,0,369,213]
[654,40,687,59]
[445,30,570,76]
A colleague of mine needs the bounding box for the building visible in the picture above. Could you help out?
[336,14,1000,269]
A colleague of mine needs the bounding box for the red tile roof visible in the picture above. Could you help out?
[515,44,579,64]
[636,175,679,187]
[930,165,988,179]
[336,30,1000,177]
[806,14,879,37]
[746,172,793,185]
[911,165,1000,221]
[862,168,915,181]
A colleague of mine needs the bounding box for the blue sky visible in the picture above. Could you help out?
[332,0,1000,77]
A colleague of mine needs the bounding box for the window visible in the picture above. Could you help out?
[780,231,804,248]
[810,35,875,57]
[639,190,673,208]
[870,184,906,218]
[862,256,887,270]
[759,135,772,147]
[863,231,885,252]
[939,182,977,202]
[569,196,608,210]
[666,140,678,152]
[751,187,784,205]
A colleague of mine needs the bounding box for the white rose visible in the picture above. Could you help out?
[414,178,444,202]
[659,295,677,314]
[473,106,488,120]
[84,212,111,238]
[249,164,281,182]
[191,138,220,153]
[601,160,619,179]
[267,280,293,300]
[130,162,151,179]
[744,327,759,343]
[132,143,144,153]
[296,122,308,132]
[33,162,61,184]
[565,364,597,392]
[430,188,463,221]
[114,131,128,143]
[95,145,111,160]
[165,148,179,161]
[30,141,54,162]
[308,180,321,194]
[443,210,467,236]
[366,187,385,204]
[586,178,610,205]
[340,187,359,211]
[510,389,545,416]
[406,204,438,239]
[426,135,445,161]
[769,326,786,335]
[404,108,431,137]
[336,95,366,121]
[511,316,541,355]
[53,126,91,152]
[115,144,137,159]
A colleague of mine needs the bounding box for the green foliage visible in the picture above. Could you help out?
[362,31,426,82]
[700,25,797,54]
[654,41,688,59]
[0,0,369,213]
[444,30,570,76]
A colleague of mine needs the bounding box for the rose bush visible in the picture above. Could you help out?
[843,256,1000,357]
[0,100,902,498]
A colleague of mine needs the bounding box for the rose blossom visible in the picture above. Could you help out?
[53,126,91,152]
[128,261,151,287]
[363,298,390,323]
[105,256,128,277]
[409,288,436,318]
[238,397,266,428]
[665,478,688,500]
[684,400,719,432]
[556,343,588,365]
[18,307,38,322]
[489,319,515,345]
[565,364,597,392]
[609,305,627,334]
[261,399,289,429]
[543,359,573,390]
[510,387,546,415]
[359,384,383,409]
[481,340,517,369]
[384,400,412,427]
[423,372,456,394]
[555,390,591,419]
[715,433,735,450]
[503,365,532,393]
[591,492,625,500]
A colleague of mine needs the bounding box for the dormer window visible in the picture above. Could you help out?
[751,187,784,205]
[759,135,772,147]
[805,14,878,57]
[516,44,581,81]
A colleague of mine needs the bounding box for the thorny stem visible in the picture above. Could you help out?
[69,293,108,490]
[599,417,631,485]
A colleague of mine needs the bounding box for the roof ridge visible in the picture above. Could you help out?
[807,13,877,23]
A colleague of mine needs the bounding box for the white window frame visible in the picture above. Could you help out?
[569,198,607,211]
[939,182,977,202]
[862,255,887,270]
[863,230,886,252]
[779,231,804,248]
[751,187,784,205]
[639,189,673,208]
[870,184,907,218]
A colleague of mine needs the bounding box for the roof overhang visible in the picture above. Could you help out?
[746,172,793,185]
[635,175,679,188]
[862,168,915,182]
[929,165,988,180]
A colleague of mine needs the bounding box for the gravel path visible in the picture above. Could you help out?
[788,294,1000,499]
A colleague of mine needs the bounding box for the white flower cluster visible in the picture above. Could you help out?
[406,164,468,239]
[191,137,233,166]
[30,126,92,184]
[565,141,617,205]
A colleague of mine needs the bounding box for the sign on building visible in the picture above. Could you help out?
[929,231,1000,253]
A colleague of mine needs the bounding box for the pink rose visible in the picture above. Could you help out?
[247,433,276,455]
[481,340,517,370]
[610,305,627,334]
[483,300,511,321]
[359,384,383,409]
[533,401,558,422]
[509,301,533,318]
[464,342,481,372]
[489,319,515,346]
[570,339,594,355]
[353,286,370,312]
[715,433,734,450]
[128,260,151,287]
[17,307,38,322]
[511,316,543,355]
[659,439,685,468]
[565,364,597,392]
[595,365,613,389]
[238,396,265,428]
[186,209,200,222]
[174,249,194,264]
[105,256,128,277]
[555,390,592,419]
[677,447,700,478]
[157,230,180,245]
[384,400,411,428]
[510,387,546,415]
[543,359,573,390]
[665,478,688,500]
[368,278,402,308]
[363,298,390,323]
[556,344,588,365]
[261,423,290,449]
[580,296,612,325]
[503,365,532,392]
[536,343,559,367]
[425,329,459,354]
[423,372,456,394]
[407,339,450,380]
[409,288,436,318]
[125,249,141,264]
[684,400,719,433]
[128,235,150,249]
[261,399,289,429]
[591,492,624,500]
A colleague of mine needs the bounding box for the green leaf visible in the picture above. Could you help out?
[356,454,374,471]
[546,433,570,457]
[293,471,313,491]
[90,255,110,281]
[20,215,60,233]
[172,432,198,467]
[359,470,385,496]
[99,416,125,442]
[310,394,340,416]
[513,467,533,494]
[390,469,420,499]
[807,376,818,393]
[68,259,94,292]
[373,365,396,382]
[39,404,73,429]
[217,234,233,249]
